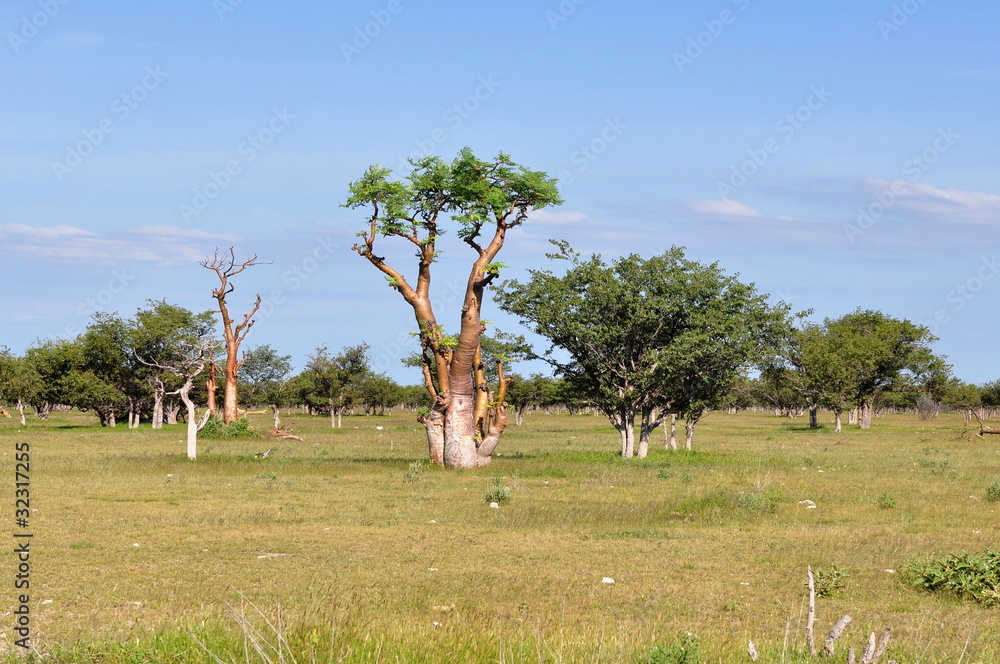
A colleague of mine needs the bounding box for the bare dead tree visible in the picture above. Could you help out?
[201,247,268,423]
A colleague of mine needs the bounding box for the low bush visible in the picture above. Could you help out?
[904,550,1000,607]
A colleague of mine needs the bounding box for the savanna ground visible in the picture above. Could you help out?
[1,408,998,663]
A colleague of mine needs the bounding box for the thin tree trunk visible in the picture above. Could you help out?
[206,362,218,415]
[178,377,199,459]
[834,408,843,433]
[848,407,858,425]
[272,405,280,429]
[685,418,696,450]
[666,413,678,450]
[16,400,26,426]
[152,388,164,429]
[809,406,818,429]
[858,401,873,429]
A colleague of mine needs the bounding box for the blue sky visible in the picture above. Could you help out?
[2,0,998,384]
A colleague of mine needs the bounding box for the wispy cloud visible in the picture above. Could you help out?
[45,31,108,48]
[0,224,240,266]
[864,178,1000,225]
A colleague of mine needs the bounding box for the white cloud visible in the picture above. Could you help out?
[0,224,235,266]
[863,178,1000,225]
[526,209,595,226]
[1,223,94,238]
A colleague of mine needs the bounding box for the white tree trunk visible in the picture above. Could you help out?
[666,413,678,451]
[685,418,696,450]
[834,409,843,433]
[420,409,445,466]
[272,406,281,429]
[165,401,181,424]
[177,379,199,460]
[152,389,164,429]
[16,400,26,426]
[443,394,486,468]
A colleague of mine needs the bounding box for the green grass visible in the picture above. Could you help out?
[1,408,999,662]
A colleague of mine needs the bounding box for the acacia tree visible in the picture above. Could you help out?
[345,149,561,468]
[201,247,266,423]
[304,344,371,428]
[0,349,41,425]
[497,243,792,458]
[240,344,293,428]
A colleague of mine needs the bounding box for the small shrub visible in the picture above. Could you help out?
[200,415,261,440]
[811,566,850,598]
[403,461,424,483]
[984,481,1000,503]
[638,633,701,664]
[483,477,511,505]
[875,491,896,509]
[904,550,1000,607]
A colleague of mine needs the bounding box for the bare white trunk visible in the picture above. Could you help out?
[684,419,696,450]
[420,408,445,466]
[443,394,483,468]
[859,402,873,429]
[834,409,843,433]
[165,401,181,424]
[16,400,26,426]
[806,566,817,657]
[178,379,199,459]
[152,390,164,429]
[848,407,858,425]
[272,406,281,429]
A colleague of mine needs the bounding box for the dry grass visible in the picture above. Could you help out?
[0,408,998,662]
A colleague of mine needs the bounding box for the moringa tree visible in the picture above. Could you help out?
[201,247,267,424]
[345,149,561,468]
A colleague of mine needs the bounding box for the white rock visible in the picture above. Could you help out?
[428,568,438,572]
[489,502,500,509]
[601,577,615,584]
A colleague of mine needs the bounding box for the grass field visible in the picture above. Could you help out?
[1,408,998,663]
